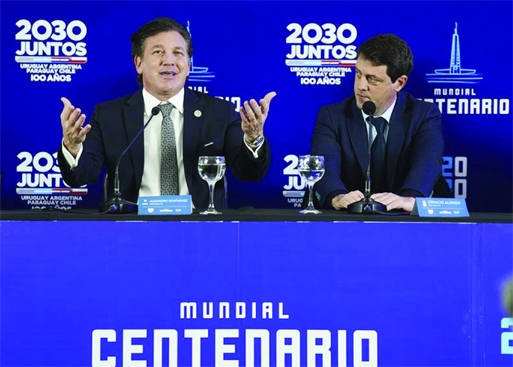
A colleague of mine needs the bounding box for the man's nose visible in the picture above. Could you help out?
[356,77,368,90]
[162,53,176,65]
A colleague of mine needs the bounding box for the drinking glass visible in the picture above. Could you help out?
[298,155,325,214]
[198,156,226,215]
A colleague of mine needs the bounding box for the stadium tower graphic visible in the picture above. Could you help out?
[186,21,215,83]
[426,22,483,84]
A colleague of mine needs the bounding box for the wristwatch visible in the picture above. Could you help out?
[244,135,265,148]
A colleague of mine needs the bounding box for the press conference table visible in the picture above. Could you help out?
[1,209,512,367]
[1,208,512,222]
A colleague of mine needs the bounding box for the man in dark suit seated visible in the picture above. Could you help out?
[57,17,276,210]
[311,34,444,212]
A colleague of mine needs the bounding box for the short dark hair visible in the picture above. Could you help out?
[131,17,193,84]
[357,34,413,83]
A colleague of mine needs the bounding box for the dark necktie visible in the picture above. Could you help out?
[370,117,387,193]
[159,102,179,195]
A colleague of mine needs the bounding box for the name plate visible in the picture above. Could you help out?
[411,197,469,217]
[137,195,192,215]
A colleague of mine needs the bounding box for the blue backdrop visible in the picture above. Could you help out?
[1,0,512,212]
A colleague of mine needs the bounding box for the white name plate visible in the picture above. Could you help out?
[411,198,469,217]
[138,195,192,215]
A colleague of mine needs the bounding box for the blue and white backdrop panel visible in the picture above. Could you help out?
[1,1,512,211]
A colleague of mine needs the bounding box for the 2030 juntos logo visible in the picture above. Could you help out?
[16,151,86,209]
[17,151,63,187]
[15,19,87,82]
[285,23,358,86]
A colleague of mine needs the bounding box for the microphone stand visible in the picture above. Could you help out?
[347,172,386,214]
[98,172,138,214]
[99,106,161,214]
[347,110,386,214]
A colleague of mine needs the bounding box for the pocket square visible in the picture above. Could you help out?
[203,142,214,147]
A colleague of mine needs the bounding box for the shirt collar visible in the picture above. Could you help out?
[142,87,185,116]
[361,95,397,124]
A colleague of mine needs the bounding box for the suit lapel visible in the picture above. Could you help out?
[123,90,145,192]
[386,92,407,189]
[347,101,370,176]
[183,88,204,193]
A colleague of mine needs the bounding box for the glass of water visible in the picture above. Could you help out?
[298,155,325,214]
[197,156,226,215]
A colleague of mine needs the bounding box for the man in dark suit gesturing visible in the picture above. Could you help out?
[311,34,444,212]
[58,18,275,210]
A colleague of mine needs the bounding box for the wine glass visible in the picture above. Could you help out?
[198,156,226,215]
[298,155,325,214]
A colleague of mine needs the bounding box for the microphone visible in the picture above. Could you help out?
[99,106,161,214]
[347,101,386,214]
[362,100,376,115]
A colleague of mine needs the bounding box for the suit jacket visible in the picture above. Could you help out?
[311,91,444,209]
[58,88,270,210]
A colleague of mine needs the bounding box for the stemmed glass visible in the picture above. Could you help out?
[198,156,226,215]
[298,155,325,214]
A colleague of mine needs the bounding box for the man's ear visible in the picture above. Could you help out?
[394,75,408,92]
[134,56,142,74]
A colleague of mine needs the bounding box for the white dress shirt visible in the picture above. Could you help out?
[139,88,190,197]
[361,96,397,146]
